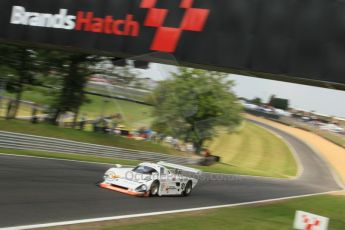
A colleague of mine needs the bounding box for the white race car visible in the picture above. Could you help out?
[99,161,201,197]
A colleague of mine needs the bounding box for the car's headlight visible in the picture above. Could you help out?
[136,184,148,192]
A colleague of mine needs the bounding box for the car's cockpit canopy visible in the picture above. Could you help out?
[132,165,158,175]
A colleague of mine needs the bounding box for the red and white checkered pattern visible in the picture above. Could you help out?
[140,0,210,52]
[294,211,329,230]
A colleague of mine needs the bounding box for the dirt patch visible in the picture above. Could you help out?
[246,114,345,186]
[331,191,345,196]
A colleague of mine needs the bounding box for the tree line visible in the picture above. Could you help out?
[0,44,243,154]
[0,44,135,125]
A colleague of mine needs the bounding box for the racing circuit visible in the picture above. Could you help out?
[0,120,343,229]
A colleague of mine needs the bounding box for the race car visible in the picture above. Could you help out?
[99,161,201,197]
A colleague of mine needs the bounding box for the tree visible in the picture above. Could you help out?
[48,53,101,125]
[152,68,242,154]
[268,94,276,104]
[269,95,289,110]
[250,97,262,105]
[0,45,39,119]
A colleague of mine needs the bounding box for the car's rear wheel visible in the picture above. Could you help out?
[183,181,192,196]
[150,181,160,196]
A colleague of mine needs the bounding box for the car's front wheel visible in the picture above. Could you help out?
[183,181,192,196]
[149,181,160,196]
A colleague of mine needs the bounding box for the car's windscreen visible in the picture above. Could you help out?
[132,166,157,174]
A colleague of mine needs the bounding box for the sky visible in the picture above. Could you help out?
[228,75,345,118]
[138,63,345,118]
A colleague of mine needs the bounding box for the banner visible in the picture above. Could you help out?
[1,0,345,88]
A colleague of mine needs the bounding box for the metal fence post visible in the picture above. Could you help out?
[0,77,7,118]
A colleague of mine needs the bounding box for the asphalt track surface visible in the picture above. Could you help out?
[0,120,342,228]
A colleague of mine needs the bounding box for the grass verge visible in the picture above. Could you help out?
[208,121,297,178]
[4,86,153,129]
[99,195,345,230]
[79,94,153,129]
[0,99,42,117]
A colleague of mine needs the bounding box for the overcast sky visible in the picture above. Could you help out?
[138,63,345,118]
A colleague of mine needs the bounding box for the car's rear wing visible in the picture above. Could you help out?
[157,161,201,174]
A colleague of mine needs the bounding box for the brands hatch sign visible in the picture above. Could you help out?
[10,7,140,36]
[9,0,210,53]
[1,0,345,88]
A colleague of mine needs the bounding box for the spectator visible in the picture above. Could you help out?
[165,136,173,143]
[186,143,195,154]
[31,103,39,124]
[79,114,87,130]
[204,148,211,157]
[110,119,117,134]
[158,134,165,143]
[200,148,214,166]
[172,138,179,149]
[114,128,121,135]
[6,99,14,119]
[92,118,100,132]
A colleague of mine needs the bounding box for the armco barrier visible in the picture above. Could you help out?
[0,131,200,165]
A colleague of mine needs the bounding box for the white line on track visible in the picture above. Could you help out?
[1,190,343,230]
